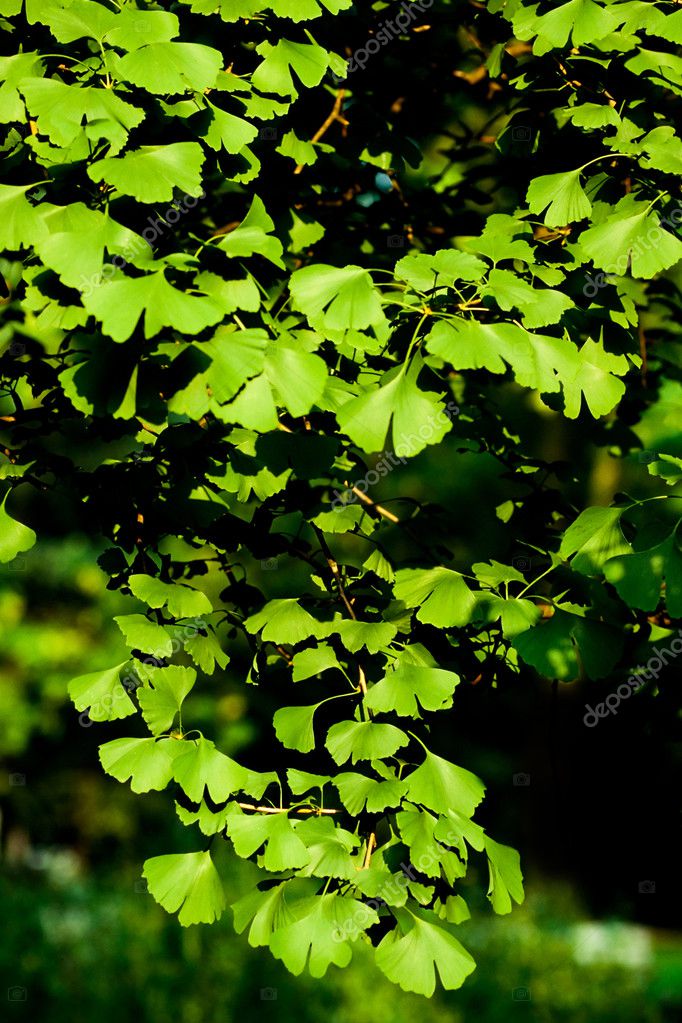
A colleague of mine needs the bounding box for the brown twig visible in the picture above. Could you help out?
[638,319,648,388]
[347,484,400,524]
[294,89,348,175]
[313,524,357,619]
[361,832,376,869]
[236,802,339,815]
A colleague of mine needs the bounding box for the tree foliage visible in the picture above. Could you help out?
[1,0,681,997]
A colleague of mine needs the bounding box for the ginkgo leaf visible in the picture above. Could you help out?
[69,662,135,722]
[434,809,486,854]
[269,893,378,977]
[406,749,485,818]
[513,0,622,56]
[647,454,682,487]
[0,184,49,251]
[217,196,284,268]
[202,327,268,403]
[365,664,460,718]
[480,269,574,328]
[245,599,325,645]
[114,614,173,658]
[128,575,213,618]
[252,38,331,97]
[291,645,341,682]
[183,0,351,21]
[172,737,249,802]
[397,809,462,881]
[336,356,450,455]
[375,909,476,996]
[116,42,223,94]
[394,567,477,628]
[513,605,624,681]
[276,129,319,166]
[328,619,398,654]
[333,772,407,814]
[0,52,44,123]
[473,594,541,639]
[427,321,628,419]
[394,250,487,292]
[264,341,328,416]
[36,203,150,290]
[273,702,324,753]
[88,143,205,203]
[469,213,534,263]
[604,532,682,617]
[26,0,117,41]
[325,720,409,764]
[184,629,229,674]
[226,812,310,871]
[103,8,180,50]
[579,197,682,279]
[0,491,37,563]
[287,769,331,795]
[197,100,258,153]
[82,270,223,343]
[99,736,179,792]
[560,506,632,574]
[295,816,360,879]
[20,79,144,154]
[526,169,592,226]
[290,264,383,330]
[137,665,197,735]
[484,837,525,915]
[143,850,225,925]
[232,881,299,948]
[175,799,236,836]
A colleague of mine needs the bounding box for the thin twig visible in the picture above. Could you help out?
[294,89,347,175]
[236,802,339,815]
[361,832,376,869]
[348,484,400,524]
[313,524,357,620]
[638,319,648,388]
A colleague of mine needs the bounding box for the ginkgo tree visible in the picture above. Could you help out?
[1,0,682,999]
